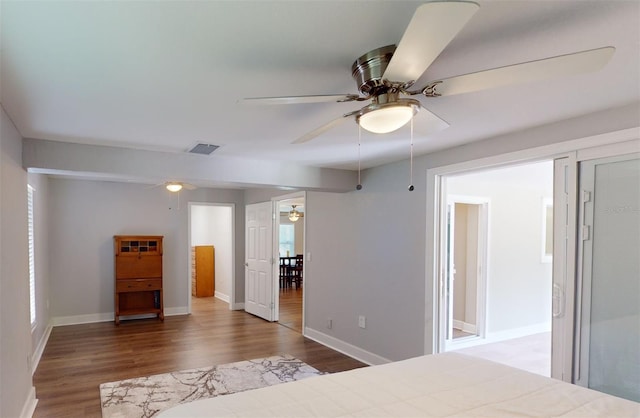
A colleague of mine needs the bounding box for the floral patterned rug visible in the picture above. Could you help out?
[100,354,322,418]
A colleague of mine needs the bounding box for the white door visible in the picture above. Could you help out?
[245,201,275,321]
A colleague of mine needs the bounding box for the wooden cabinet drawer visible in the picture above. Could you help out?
[117,279,162,292]
[115,255,162,279]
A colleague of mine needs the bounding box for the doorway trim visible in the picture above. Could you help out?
[444,195,489,351]
[272,191,306,335]
[187,202,236,313]
[425,127,639,382]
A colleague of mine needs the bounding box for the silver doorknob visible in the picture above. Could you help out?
[245,262,249,267]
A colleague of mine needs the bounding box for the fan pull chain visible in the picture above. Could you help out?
[408,118,414,192]
[356,125,363,190]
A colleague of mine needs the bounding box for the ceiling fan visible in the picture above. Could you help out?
[240,1,614,144]
[164,182,197,192]
[147,181,197,192]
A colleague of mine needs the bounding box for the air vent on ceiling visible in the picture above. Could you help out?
[188,143,219,155]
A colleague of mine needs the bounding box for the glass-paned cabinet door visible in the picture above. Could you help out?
[115,236,163,256]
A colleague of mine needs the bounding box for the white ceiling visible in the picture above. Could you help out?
[2,1,639,171]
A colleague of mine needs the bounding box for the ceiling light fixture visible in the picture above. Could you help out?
[166,182,183,193]
[288,205,301,222]
[356,98,420,134]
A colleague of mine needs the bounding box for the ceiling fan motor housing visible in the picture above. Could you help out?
[351,45,396,96]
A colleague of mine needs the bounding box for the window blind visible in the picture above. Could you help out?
[28,185,36,326]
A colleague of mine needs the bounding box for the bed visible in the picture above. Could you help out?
[158,352,640,417]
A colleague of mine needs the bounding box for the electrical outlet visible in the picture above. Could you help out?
[327,318,332,329]
[358,315,366,329]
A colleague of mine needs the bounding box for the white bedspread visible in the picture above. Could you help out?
[158,352,640,417]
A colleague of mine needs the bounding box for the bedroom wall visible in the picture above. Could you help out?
[190,204,233,301]
[0,108,37,417]
[47,179,245,323]
[305,178,429,363]
[447,162,554,334]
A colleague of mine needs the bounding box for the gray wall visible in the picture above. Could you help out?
[306,177,429,361]
[47,179,245,321]
[0,108,35,417]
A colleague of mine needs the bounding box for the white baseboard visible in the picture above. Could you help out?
[31,323,53,375]
[51,307,190,326]
[51,312,114,326]
[214,291,230,303]
[20,386,37,418]
[452,319,477,334]
[487,321,551,342]
[165,306,189,316]
[304,328,391,366]
[447,321,551,350]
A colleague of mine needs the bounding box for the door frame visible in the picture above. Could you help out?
[444,196,489,350]
[272,191,306,334]
[425,129,640,383]
[430,158,567,378]
[186,202,236,313]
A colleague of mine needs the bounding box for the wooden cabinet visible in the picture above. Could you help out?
[114,235,164,325]
[191,245,215,297]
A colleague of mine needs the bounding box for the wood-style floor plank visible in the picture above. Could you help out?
[33,295,366,418]
[278,286,303,332]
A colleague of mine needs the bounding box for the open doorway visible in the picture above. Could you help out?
[445,197,488,343]
[188,203,235,313]
[439,161,554,377]
[275,194,305,333]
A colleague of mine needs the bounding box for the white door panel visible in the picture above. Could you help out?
[245,201,274,321]
[576,153,639,401]
[551,157,575,381]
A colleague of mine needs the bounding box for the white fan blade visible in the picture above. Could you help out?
[183,183,197,191]
[292,114,354,144]
[417,106,450,135]
[383,1,479,83]
[239,94,360,105]
[427,47,615,97]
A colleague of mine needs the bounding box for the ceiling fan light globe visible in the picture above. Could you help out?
[166,183,183,192]
[288,210,300,222]
[357,101,419,134]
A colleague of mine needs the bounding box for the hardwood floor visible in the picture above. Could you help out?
[33,296,366,417]
[278,286,302,332]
